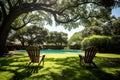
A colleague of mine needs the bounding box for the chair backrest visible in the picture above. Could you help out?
[26,46,40,62]
[84,46,98,63]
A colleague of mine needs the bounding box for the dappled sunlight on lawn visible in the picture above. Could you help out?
[96,53,120,58]
[0,53,120,80]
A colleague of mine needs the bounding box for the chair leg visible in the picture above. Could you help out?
[41,54,45,66]
[27,61,32,66]
[38,55,45,66]
[38,60,42,66]
[79,54,84,66]
[38,59,45,66]
[82,60,86,67]
[79,58,82,65]
[92,62,97,68]
[42,60,44,66]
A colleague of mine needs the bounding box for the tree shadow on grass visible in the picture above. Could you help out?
[10,66,43,80]
[0,56,120,80]
[88,68,120,80]
[43,57,120,80]
[107,58,120,63]
[0,56,43,80]
[95,57,120,68]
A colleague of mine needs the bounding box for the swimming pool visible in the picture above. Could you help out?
[19,49,84,54]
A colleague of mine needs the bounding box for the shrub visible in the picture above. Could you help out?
[81,35,111,52]
[110,35,120,53]
[81,35,120,53]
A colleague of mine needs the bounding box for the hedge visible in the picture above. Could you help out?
[81,35,120,53]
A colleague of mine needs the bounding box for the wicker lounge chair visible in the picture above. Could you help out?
[79,46,98,67]
[26,46,45,66]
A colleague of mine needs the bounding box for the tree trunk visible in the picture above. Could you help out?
[0,24,11,56]
[0,14,17,56]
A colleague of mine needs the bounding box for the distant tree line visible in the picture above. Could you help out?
[7,25,68,49]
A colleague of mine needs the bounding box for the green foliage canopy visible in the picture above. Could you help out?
[0,0,120,56]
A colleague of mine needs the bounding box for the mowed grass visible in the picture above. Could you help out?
[0,51,120,80]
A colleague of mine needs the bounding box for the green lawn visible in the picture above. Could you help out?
[0,51,120,80]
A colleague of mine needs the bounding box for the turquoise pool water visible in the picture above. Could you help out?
[19,49,84,54]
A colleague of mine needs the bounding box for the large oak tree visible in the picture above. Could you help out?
[0,0,120,56]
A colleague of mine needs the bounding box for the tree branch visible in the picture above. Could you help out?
[0,1,7,18]
[6,0,12,9]
[11,24,25,31]
[52,10,105,24]
[53,14,73,23]
[59,1,99,13]
[32,0,37,4]
[15,0,21,7]
[0,10,2,21]
[11,14,35,31]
